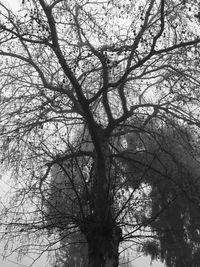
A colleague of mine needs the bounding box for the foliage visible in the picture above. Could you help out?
[124,121,200,267]
[53,232,88,267]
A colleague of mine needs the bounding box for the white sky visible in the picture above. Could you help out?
[0,254,164,267]
[1,0,21,11]
[0,253,49,267]
[0,0,166,266]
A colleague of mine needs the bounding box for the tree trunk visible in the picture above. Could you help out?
[86,222,122,267]
[80,133,122,267]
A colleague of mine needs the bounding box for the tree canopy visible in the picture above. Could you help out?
[124,122,200,267]
[0,0,200,266]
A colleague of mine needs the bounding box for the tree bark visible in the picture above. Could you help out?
[80,135,122,267]
[86,222,122,267]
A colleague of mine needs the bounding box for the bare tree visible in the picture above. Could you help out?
[1,0,200,266]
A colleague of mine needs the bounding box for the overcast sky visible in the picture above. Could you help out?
[2,0,21,11]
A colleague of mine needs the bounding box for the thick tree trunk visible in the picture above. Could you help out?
[80,133,122,267]
[86,223,122,267]
[83,156,122,267]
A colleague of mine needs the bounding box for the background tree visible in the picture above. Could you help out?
[1,0,200,266]
[123,120,200,267]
